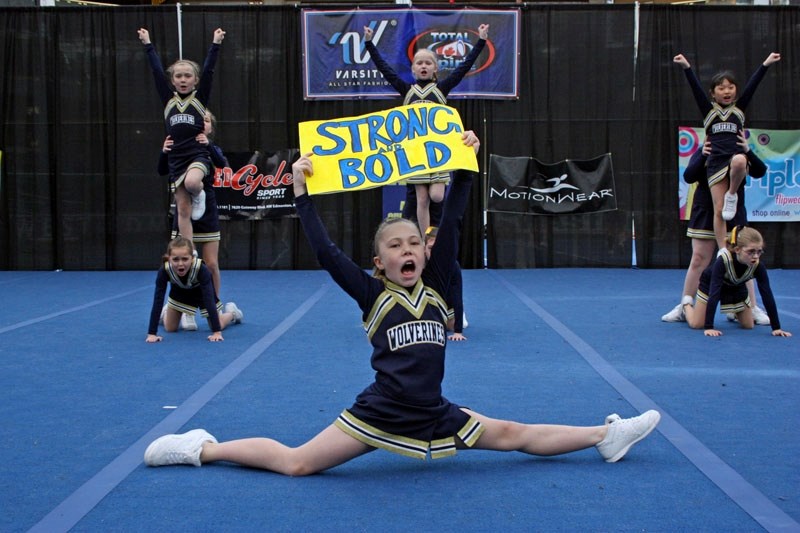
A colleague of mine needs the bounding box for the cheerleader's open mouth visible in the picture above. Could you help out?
[401,260,416,275]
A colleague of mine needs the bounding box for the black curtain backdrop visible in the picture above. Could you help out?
[0,5,798,270]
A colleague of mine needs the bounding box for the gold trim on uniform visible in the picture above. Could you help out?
[696,289,751,315]
[708,166,729,188]
[404,172,451,185]
[703,103,745,131]
[686,228,715,240]
[170,162,210,192]
[171,229,221,243]
[363,280,449,341]
[720,249,758,284]
[164,90,207,119]
[335,410,429,460]
[403,85,446,106]
[165,257,203,288]
[166,297,223,317]
[335,409,485,460]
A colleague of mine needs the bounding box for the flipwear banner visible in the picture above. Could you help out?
[678,127,800,223]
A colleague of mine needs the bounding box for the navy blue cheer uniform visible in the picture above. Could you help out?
[147,257,223,335]
[696,249,782,330]
[681,63,771,187]
[683,148,767,240]
[144,41,220,191]
[294,169,484,460]
[365,37,485,186]
[160,143,227,243]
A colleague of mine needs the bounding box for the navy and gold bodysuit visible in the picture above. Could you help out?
[144,42,220,189]
[696,249,781,330]
[295,169,484,460]
[147,257,222,335]
[681,64,769,187]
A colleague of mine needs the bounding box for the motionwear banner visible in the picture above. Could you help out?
[213,150,298,220]
[488,154,617,215]
[302,8,519,100]
[678,127,800,222]
[299,103,478,195]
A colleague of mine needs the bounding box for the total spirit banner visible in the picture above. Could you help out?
[488,153,617,215]
[302,8,519,100]
[212,150,298,220]
[298,103,478,195]
[678,127,800,222]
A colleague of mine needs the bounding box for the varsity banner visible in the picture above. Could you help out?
[299,103,478,195]
[488,153,617,215]
[212,150,298,220]
[678,127,800,222]
[302,8,519,100]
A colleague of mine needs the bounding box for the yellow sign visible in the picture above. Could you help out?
[298,103,478,195]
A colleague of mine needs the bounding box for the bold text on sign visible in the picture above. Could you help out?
[298,103,478,194]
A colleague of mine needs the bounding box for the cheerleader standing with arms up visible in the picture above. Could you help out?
[363,23,489,235]
[673,51,780,253]
[138,27,225,243]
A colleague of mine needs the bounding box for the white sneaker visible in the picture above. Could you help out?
[159,304,168,325]
[752,305,770,326]
[224,302,244,324]
[180,313,198,331]
[721,192,737,221]
[661,303,685,322]
[191,190,206,220]
[726,313,737,322]
[462,312,469,329]
[144,429,217,467]
[596,410,660,463]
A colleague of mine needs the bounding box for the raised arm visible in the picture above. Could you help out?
[427,132,480,286]
[674,53,711,114]
[736,52,779,110]
[138,28,173,103]
[292,155,377,310]
[197,29,225,104]
[437,25,489,95]
[363,27,409,96]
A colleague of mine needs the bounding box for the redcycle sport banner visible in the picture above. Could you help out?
[678,127,800,222]
[302,8,519,100]
[488,154,617,215]
[212,150,298,220]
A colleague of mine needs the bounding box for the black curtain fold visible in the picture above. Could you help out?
[0,5,798,270]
